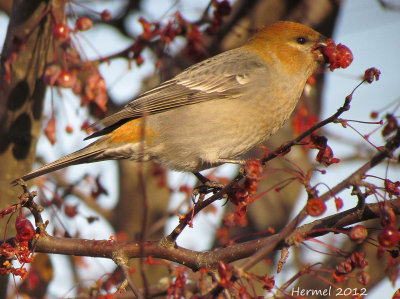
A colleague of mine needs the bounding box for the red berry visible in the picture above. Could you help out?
[357,271,370,286]
[364,67,381,83]
[101,9,111,21]
[135,55,144,65]
[378,226,400,247]
[306,198,326,217]
[76,17,93,31]
[65,125,74,133]
[336,44,353,69]
[320,38,353,71]
[370,111,379,119]
[15,216,35,241]
[350,252,368,269]
[380,203,397,227]
[53,23,70,40]
[64,205,78,218]
[336,260,352,274]
[349,225,368,244]
[56,70,76,88]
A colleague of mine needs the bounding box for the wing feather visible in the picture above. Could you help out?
[86,49,267,139]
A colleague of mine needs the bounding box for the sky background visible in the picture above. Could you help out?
[1,0,400,297]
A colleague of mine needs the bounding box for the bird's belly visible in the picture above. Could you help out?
[143,95,296,172]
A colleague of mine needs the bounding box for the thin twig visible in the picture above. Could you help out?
[239,127,400,272]
[121,264,143,299]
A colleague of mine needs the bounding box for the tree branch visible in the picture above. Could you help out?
[21,197,399,273]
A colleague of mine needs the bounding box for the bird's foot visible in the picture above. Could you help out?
[193,172,224,194]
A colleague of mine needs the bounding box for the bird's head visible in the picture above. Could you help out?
[244,21,329,76]
[244,21,353,76]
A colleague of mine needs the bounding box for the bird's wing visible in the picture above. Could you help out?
[86,49,267,139]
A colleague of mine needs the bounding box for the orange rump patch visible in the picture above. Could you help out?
[108,119,156,145]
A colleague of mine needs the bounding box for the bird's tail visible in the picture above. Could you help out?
[11,140,108,185]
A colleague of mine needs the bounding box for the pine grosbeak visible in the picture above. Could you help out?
[15,21,343,183]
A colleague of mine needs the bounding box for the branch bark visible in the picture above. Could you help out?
[29,198,400,272]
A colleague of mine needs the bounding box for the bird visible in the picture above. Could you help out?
[13,21,329,184]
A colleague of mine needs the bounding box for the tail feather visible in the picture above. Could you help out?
[11,143,106,185]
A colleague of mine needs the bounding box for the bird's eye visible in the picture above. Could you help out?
[296,37,307,44]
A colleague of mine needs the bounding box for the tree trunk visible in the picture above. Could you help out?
[0,0,61,295]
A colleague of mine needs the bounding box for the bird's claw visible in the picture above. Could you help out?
[193,181,224,195]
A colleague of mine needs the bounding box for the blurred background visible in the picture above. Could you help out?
[1,0,400,297]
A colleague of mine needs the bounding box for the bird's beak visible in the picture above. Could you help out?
[312,36,329,63]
